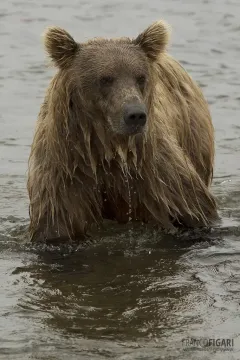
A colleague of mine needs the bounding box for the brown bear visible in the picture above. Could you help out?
[27,20,219,243]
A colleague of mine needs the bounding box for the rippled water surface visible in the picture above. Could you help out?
[1,0,240,359]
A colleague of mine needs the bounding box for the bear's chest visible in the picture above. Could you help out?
[99,170,150,224]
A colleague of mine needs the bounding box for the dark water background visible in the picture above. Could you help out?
[1,0,240,359]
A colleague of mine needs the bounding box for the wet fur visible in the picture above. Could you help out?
[27,21,218,242]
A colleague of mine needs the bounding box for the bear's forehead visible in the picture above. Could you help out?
[78,41,148,74]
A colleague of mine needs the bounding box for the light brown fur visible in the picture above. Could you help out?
[27,20,218,243]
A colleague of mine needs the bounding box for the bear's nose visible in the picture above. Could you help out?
[123,104,147,127]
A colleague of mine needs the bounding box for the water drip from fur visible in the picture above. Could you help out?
[123,166,133,238]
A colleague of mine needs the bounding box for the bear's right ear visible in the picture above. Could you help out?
[133,20,171,61]
[43,26,79,69]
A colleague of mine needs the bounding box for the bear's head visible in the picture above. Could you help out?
[44,21,170,136]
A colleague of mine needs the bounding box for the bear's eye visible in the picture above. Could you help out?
[136,75,146,86]
[99,76,115,87]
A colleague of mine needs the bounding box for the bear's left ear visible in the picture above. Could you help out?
[133,20,171,60]
[43,26,79,69]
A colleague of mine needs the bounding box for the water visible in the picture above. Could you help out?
[1,0,240,358]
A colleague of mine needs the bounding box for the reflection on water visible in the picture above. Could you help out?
[1,0,240,358]
[1,221,240,359]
